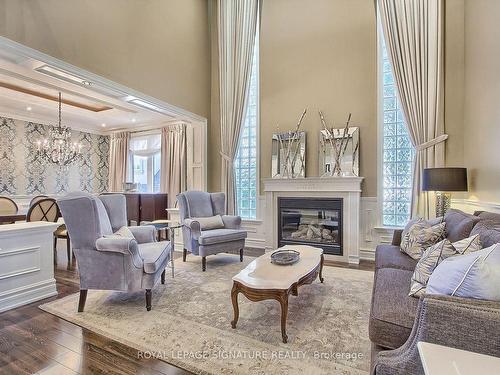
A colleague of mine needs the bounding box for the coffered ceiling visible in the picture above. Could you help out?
[0,40,202,134]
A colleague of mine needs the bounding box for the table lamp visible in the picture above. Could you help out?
[422,168,468,217]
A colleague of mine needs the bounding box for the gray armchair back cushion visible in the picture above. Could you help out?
[57,192,113,250]
[178,191,213,219]
[178,191,227,221]
[210,192,226,216]
[100,194,128,232]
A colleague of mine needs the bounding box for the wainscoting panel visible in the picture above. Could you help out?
[0,116,109,195]
[451,199,500,215]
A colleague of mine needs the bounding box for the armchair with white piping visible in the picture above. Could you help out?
[177,191,247,271]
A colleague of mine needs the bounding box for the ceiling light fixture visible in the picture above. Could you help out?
[127,98,161,111]
[101,123,106,127]
[26,106,32,111]
[132,118,136,123]
[35,65,91,87]
[36,92,83,167]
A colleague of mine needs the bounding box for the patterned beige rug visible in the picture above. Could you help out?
[40,254,374,375]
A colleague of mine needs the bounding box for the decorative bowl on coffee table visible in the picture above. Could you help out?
[270,249,300,265]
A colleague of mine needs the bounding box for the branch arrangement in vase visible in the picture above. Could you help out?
[275,108,307,178]
[318,111,353,176]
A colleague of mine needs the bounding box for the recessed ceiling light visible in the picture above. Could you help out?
[127,98,161,111]
[101,123,106,127]
[35,65,89,86]
[132,118,136,123]
[26,106,32,111]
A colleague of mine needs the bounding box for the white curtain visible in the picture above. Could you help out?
[217,0,259,214]
[378,0,447,219]
[108,131,130,192]
[160,124,187,207]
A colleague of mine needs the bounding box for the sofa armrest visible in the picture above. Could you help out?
[373,295,500,375]
[392,229,403,246]
[184,219,202,240]
[128,225,156,244]
[222,215,242,229]
[95,237,139,255]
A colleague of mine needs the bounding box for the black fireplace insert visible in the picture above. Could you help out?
[278,197,343,256]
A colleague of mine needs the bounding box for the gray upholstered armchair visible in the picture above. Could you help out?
[177,191,247,271]
[57,193,171,312]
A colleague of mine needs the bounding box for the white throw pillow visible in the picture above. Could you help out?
[427,244,500,301]
[400,222,446,260]
[409,234,482,297]
[192,215,225,230]
[104,226,135,239]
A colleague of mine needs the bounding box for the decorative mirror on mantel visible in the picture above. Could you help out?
[271,131,306,178]
[319,127,359,177]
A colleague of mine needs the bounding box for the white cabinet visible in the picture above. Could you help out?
[0,221,59,312]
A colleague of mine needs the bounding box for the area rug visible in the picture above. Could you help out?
[40,254,374,375]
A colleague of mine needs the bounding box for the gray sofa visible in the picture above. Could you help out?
[370,209,500,374]
[58,193,171,312]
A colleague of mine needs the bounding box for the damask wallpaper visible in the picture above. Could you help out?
[0,116,109,196]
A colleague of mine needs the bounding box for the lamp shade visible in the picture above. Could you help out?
[422,168,468,192]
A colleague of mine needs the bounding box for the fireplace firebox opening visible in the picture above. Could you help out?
[278,197,343,256]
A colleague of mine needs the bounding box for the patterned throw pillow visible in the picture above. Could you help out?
[400,217,444,251]
[409,234,482,297]
[400,222,446,260]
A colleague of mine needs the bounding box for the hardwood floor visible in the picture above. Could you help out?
[0,245,374,375]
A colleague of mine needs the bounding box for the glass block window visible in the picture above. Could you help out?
[234,36,258,220]
[381,39,414,227]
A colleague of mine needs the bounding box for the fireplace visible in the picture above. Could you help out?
[278,197,343,256]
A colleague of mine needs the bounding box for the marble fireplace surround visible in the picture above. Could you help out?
[263,177,364,264]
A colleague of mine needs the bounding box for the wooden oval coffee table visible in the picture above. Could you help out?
[230,245,324,343]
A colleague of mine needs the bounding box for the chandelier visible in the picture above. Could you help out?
[36,92,83,167]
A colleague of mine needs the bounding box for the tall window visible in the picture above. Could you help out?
[129,133,161,193]
[380,36,414,227]
[234,36,259,220]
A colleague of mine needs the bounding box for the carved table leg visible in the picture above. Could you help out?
[291,284,298,296]
[278,291,289,343]
[319,254,325,283]
[230,282,240,329]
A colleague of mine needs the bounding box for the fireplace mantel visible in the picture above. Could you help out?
[262,177,363,192]
[263,177,364,264]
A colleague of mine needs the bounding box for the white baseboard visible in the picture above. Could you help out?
[0,278,58,313]
[359,248,376,261]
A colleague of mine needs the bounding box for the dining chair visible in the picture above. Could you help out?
[30,195,49,207]
[0,196,19,224]
[26,197,72,265]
